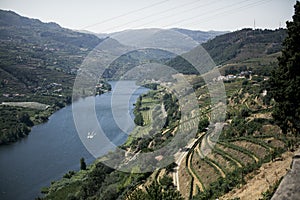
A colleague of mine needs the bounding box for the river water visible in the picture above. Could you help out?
[0,81,148,200]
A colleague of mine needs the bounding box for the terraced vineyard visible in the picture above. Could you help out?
[171,77,296,200]
[41,74,299,200]
[176,130,291,199]
[113,74,299,200]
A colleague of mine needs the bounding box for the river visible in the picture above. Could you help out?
[0,81,148,200]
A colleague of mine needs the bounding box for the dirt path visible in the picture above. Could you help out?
[201,133,242,169]
[173,133,205,191]
[216,145,243,168]
[207,158,226,178]
[187,151,205,193]
[173,137,197,191]
[248,151,259,163]
[220,151,294,200]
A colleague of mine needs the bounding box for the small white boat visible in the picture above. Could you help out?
[87,131,96,139]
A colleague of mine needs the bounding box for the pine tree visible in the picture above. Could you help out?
[269,1,300,134]
[80,157,86,170]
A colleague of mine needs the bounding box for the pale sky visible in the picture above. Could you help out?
[0,0,296,33]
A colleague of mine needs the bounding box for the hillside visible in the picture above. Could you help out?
[0,9,102,95]
[37,23,299,200]
[109,28,199,53]
[202,28,287,65]
[0,10,102,73]
[0,10,102,144]
[41,68,299,200]
[167,28,286,75]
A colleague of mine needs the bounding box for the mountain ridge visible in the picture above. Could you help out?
[77,27,228,44]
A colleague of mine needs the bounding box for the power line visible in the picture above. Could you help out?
[98,0,204,32]
[100,0,220,33]
[127,0,222,31]
[81,0,170,30]
[100,0,255,32]
[83,0,275,33]
[161,0,254,28]
[181,0,273,28]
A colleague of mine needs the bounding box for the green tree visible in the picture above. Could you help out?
[198,118,209,133]
[80,157,86,170]
[127,181,183,200]
[240,107,250,118]
[269,1,300,134]
[134,112,144,126]
[19,113,34,126]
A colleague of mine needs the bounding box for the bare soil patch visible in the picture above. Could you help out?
[220,151,293,200]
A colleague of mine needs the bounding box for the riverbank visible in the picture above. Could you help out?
[0,101,65,145]
[0,82,111,145]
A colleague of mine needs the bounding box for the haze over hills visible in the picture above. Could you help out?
[0,9,287,142]
[1,6,299,200]
[170,28,229,44]
[0,9,229,85]
[166,28,286,76]
[78,28,287,79]
[79,27,228,44]
[0,9,289,101]
[0,9,229,144]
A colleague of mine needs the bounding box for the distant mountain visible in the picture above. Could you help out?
[94,28,227,46]
[76,30,110,39]
[0,10,101,49]
[109,28,199,54]
[82,28,215,80]
[202,28,287,64]
[171,28,229,43]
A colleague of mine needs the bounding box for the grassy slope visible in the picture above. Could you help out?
[176,73,299,199]
[166,29,286,76]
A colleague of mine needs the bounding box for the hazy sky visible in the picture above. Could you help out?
[0,0,297,33]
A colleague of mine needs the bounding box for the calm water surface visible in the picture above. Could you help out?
[0,81,148,200]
